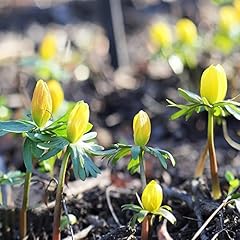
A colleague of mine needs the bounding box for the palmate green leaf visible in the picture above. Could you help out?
[166,99,186,110]
[0,120,35,133]
[69,145,100,180]
[157,207,176,224]
[136,210,149,223]
[127,157,140,174]
[38,137,69,149]
[0,171,25,185]
[159,149,176,167]
[0,129,7,136]
[121,204,142,212]
[81,132,97,142]
[108,147,131,165]
[178,88,202,104]
[23,138,33,172]
[144,147,167,169]
[170,108,189,120]
[225,105,240,120]
[82,151,101,178]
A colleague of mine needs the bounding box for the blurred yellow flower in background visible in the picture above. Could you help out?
[149,22,172,48]
[219,6,239,32]
[39,33,57,60]
[47,80,64,114]
[176,18,197,45]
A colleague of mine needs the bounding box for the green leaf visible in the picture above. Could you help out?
[70,145,86,180]
[145,147,167,169]
[23,138,33,172]
[121,204,142,212]
[178,88,202,104]
[225,170,235,183]
[82,152,101,178]
[136,210,149,223]
[40,148,62,161]
[127,157,140,174]
[0,171,25,185]
[0,129,7,136]
[170,108,189,120]
[225,105,240,120]
[131,145,141,160]
[157,207,176,224]
[60,214,77,231]
[38,137,69,149]
[0,120,35,133]
[109,147,131,165]
[159,149,176,167]
[81,132,97,142]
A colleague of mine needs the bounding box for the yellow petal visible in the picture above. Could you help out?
[141,180,163,212]
[67,101,90,143]
[200,64,227,104]
[32,80,52,127]
[133,110,151,146]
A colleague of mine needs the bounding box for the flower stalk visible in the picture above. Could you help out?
[52,149,70,240]
[208,111,221,199]
[20,171,32,239]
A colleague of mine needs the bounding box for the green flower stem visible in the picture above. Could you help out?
[139,149,146,191]
[52,149,70,240]
[20,171,32,239]
[194,141,208,177]
[208,111,221,200]
[139,148,149,239]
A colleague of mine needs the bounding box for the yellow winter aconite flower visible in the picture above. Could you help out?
[176,18,197,44]
[67,101,90,143]
[219,6,239,31]
[133,110,151,146]
[200,64,227,104]
[47,80,64,113]
[149,22,172,47]
[141,180,163,212]
[32,79,52,127]
[39,33,57,60]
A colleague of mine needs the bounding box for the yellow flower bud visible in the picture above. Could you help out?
[47,80,64,114]
[200,64,227,104]
[67,101,90,143]
[149,22,172,48]
[141,180,163,212]
[39,33,57,60]
[176,18,197,44]
[219,6,239,31]
[32,79,52,127]
[133,110,151,146]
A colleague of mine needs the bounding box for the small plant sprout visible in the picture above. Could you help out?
[104,110,175,238]
[105,110,175,190]
[122,180,176,240]
[167,64,240,199]
[225,170,240,195]
[0,79,52,238]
